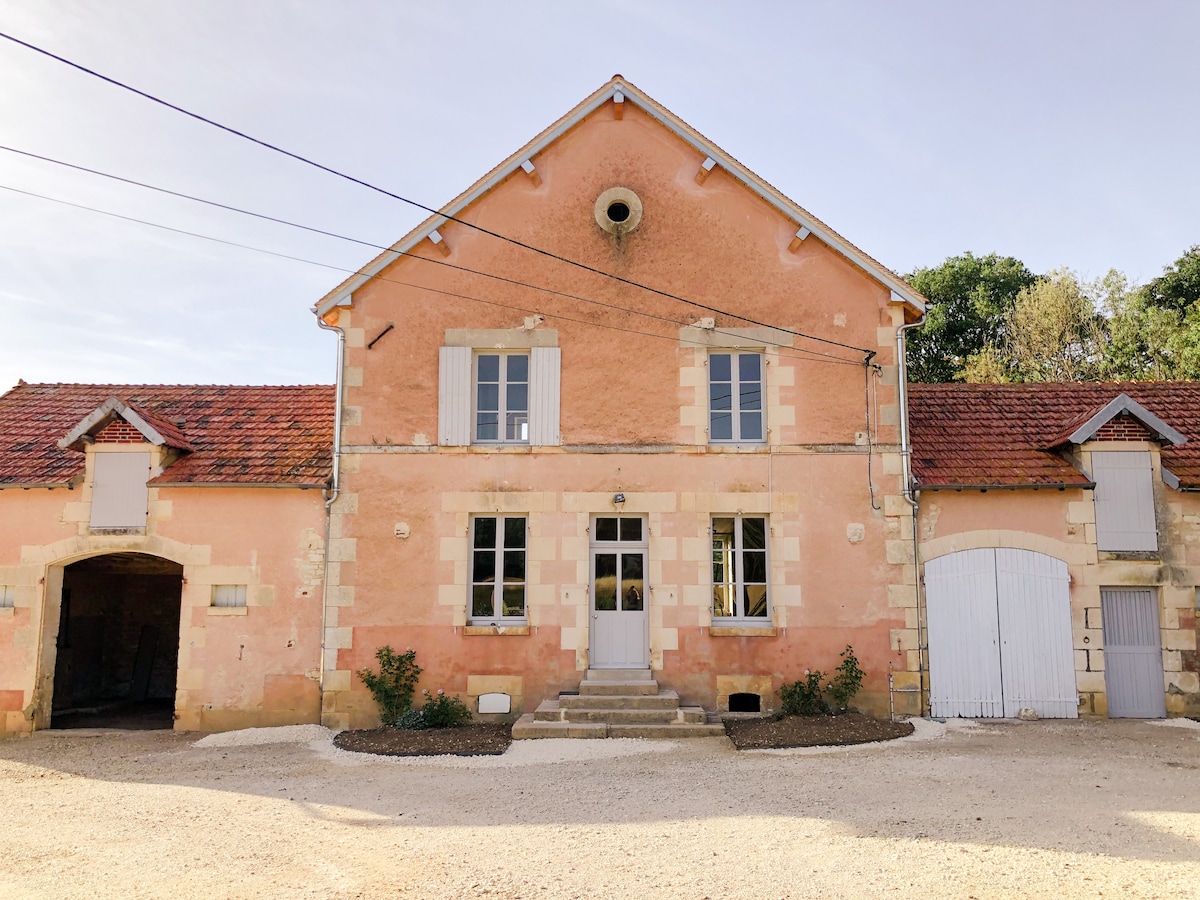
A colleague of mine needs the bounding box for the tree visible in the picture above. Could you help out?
[904,253,1037,383]
[962,269,1104,383]
[1103,271,1200,381]
[1142,245,1200,317]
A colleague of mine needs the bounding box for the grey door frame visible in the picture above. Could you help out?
[588,515,650,669]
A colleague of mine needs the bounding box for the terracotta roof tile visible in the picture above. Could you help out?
[910,382,1200,489]
[0,383,334,486]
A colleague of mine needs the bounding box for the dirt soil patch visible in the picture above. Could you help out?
[332,722,512,756]
[724,711,914,749]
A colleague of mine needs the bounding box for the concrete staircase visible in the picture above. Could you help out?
[512,669,726,739]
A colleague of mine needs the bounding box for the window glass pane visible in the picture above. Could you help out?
[594,553,617,611]
[474,517,497,549]
[472,585,494,618]
[502,550,525,581]
[619,517,642,542]
[709,382,732,411]
[738,353,761,382]
[477,382,499,412]
[595,517,618,542]
[710,412,733,441]
[740,412,763,441]
[710,353,731,382]
[503,517,526,548]
[506,382,528,413]
[739,383,761,411]
[713,584,733,618]
[743,550,767,584]
[744,584,768,618]
[502,585,525,617]
[477,354,500,382]
[621,554,644,611]
[472,550,496,584]
[742,517,767,550]
[505,412,529,442]
[476,414,498,441]
[506,354,528,382]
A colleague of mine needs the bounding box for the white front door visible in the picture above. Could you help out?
[590,516,649,669]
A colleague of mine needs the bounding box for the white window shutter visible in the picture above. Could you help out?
[438,346,472,446]
[528,347,561,446]
[1093,451,1158,551]
[90,452,151,528]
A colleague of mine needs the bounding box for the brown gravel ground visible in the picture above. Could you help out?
[724,712,914,749]
[1,719,1198,899]
[333,723,512,756]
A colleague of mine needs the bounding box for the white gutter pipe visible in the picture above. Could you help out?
[315,313,346,708]
[896,314,927,716]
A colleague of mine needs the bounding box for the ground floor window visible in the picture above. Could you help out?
[712,516,769,621]
[470,515,526,623]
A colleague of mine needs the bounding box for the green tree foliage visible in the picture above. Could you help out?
[905,253,1037,383]
[1142,245,1200,317]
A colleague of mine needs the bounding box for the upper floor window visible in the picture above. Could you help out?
[1092,450,1158,552]
[90,451,151,530]
[709,352,764,443]
[475,353,529,443]
[712,516,769,621]
[470,515,527,623]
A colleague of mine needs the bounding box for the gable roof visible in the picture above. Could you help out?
[58,396,194,452]
[0,383,335,487]
[313,77,927,318]
[909,382,1200,490]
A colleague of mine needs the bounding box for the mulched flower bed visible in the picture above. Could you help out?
[724,712,914,750]
[333,723,512,757]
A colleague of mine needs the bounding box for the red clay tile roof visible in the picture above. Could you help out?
[909,382,1200,490]
[0,383,334,487]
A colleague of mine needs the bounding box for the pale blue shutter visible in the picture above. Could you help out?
[1092,451,1157,551]
[528,347,561,446]
[438,346,472,446]
[90,452,151,527]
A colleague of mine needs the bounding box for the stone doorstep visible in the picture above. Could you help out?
[511,715,727,740]
[533,700,707,725]
[559,690,681,710]
[584,668,655,682]
[579,680,661,696]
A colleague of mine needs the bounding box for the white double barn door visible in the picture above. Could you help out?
[926,548,1078,719]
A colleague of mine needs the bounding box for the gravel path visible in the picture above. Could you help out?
[1,719,1198,899]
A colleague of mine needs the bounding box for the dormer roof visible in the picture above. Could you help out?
[1043,393,1186,448]
[57,396,194,452]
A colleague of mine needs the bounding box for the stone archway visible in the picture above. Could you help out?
[47,553,183,730]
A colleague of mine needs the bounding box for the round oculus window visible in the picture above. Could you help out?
[594,187,643,234]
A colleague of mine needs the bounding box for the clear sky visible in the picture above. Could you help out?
[1,1,1197,392]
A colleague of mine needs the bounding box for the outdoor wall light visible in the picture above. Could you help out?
[613,493,625,505]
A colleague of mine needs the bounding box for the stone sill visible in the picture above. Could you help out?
[207,606,248,616]
[463,625,530,636]
[709,625,777,637]
[88,527,147,536]
[0,607,13,618]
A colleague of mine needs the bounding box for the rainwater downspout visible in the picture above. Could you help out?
[896,314,927,716]
[316,313,345,709]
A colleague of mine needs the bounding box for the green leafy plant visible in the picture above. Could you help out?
[418,689,473,729]
[781,670,829,716]
[356,646,422,725]
[827,645,864,710]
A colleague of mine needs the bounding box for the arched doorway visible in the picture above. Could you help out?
[50,553,183,730]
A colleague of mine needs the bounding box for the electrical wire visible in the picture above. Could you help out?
[0,143,861,366]
[0,29,875,357]
[0,182,862,367]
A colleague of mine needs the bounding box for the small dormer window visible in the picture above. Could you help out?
[1092,451,1157,552]
[90,451,151,529]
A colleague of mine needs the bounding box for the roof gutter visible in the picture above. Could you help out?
[920,481,1096,492]
[315,310,346,716]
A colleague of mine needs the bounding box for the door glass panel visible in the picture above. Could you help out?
[622,554,644,611]
[619,517,643,542]
[595,518,618,542]
[594,553,617,611]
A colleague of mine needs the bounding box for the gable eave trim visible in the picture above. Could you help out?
[1067,393,1187,446]
[314,80,926,318]
[56,397,167,450]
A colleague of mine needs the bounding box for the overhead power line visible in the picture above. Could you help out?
[0,183,861,368]
[0,29,875,358]
[0,144,860,366]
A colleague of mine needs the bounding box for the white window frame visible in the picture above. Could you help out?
[0,585,14,609]
[469,515,527,624]
[708,351,765,444]
[711,515,770,623]
[473,352,530,445]
[211,584,247,608]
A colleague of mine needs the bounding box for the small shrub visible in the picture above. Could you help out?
[828,645,864,710]
[781,670,829,716]
[419,689,473,729]
[357,646,422,725]
[394,708,426,730]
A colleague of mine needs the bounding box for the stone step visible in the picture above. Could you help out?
[559,690,680,710]
[584,668,655,682]
[563,707,707,725]
[512,714,728,740]
[578,680,660,696]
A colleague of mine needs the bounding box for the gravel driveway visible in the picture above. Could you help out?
[1,719,1197,899]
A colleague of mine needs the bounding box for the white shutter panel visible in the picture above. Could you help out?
[438,346,472,446]
[528,347,561,446]
[90,452,151,528]
[1092,451,1157,551]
